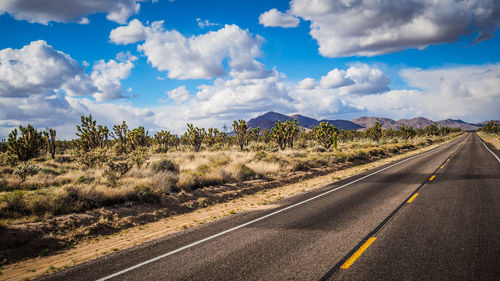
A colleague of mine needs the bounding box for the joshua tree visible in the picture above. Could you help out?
[272,120,287,150]
[43,128,57,159]
[154,130,174,152]
[285,119,300,149]
[128,126,149,150]
[313,122,338,150]
[8,124,45,161]
[233,119,248,151]
[367,121,382,143]
[185,124,205,152]
[76,115,109,151]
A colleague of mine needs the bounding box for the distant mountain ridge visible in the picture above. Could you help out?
[247,112,485,131]
[247,112,362,130]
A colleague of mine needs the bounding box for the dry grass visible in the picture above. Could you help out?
[0,134,461,221]
[477,131,500,150]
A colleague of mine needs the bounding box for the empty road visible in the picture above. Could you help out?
[40,133,500,281]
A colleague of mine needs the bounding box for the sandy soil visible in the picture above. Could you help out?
[477,131,500,150]
[0,137,459,281]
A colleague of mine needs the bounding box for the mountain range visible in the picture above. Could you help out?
[247,112,497,131]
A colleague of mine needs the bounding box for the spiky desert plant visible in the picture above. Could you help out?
[259,129,272,144]
[43,128,57,159]
[111,121,129,154]
[185,124,205,152]
[271,120,287,150]
[367,121,382,143]
[285,119,300,149]
[233,120,248,151]
[128,126,149,150]
[76,115,109,151]
[205,128,222,147]
[8,124,45,161]
[313,122,338,150]
[154,130,174,152]
[14,161,41,185]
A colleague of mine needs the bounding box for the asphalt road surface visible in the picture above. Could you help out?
[40,133,500,281]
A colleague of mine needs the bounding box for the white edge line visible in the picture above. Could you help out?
[477,133,500,163]
[96,134,466,281]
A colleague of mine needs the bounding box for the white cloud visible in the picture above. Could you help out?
[0,41,134,104]
[166,85,191,104]
[296,78,316,90]
[319,64,390,95]
[0,40,87,97]
[319,69,353,89]
[196,18,219,29]
[109,19,147,44]
[109,20,265,79]
[259,8,300,28]
[336,64,500,122]
[90,54,136,102]
[286,0,500,57]
[0,0,151,24]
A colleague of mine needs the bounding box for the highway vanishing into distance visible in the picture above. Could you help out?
[40,133,500,281]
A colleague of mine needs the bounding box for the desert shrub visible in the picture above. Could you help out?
[76,175,95,184]
[130,146,151,168]
[1,190,26,214]
[254,151,267,161]
[236,164,258,181]
[335,153,347,163]
[195,164,210,175]
[151,158,179,173]
[40,168,60,176]
[0,151,18,166]
[0,167,14,175]
[54,156,74,163]
[103,160,133,185]
[76,148,109,169]
[150,171,179,194]
[249,142,267,152]
[209,154,231,166]
[265,143,279,153]
[292,160,312,171]
[14,162,41,184]
[0,176,7,191]
[311,146,326,153]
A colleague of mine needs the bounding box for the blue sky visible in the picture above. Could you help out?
[1,0,500,138]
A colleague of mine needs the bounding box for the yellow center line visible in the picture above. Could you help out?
[429,175,436,181]
[447,159,450,162]
[407,193,419,203]
[440,164,445,169]
[341,237,377,269]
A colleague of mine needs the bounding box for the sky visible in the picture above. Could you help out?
[1,0,500,139]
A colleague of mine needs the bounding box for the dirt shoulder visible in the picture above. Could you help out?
[477,131,500,150]
[0,135,462,281]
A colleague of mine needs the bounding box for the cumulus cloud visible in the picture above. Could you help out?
[0,0,152,24]
[0,40,84,97]
[91,53,136,102]
[109,20,265,79]
[259,8,300,28]
[296,78,316,90]
[0,40,134,104]
[166,85,191,104]
[291,64,388,117]
[284,0,500,57]
[109,19,147,44]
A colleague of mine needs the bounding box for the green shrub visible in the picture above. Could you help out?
[130,147,150,168]
[236,164,257,181]
[14,162,41,184]
[76,148,109,169]
[151,158,179,173]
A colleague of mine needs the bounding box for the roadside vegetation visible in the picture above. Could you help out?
[0,116,462,223]
[477,120,500,150]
